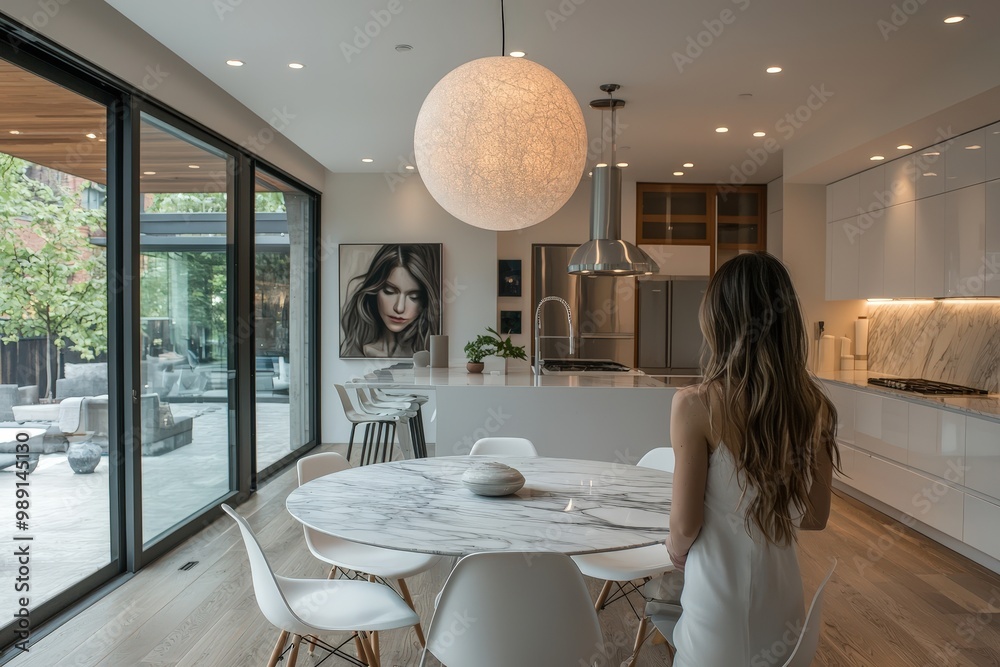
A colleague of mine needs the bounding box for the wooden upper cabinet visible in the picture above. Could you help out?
[636,183,714,245]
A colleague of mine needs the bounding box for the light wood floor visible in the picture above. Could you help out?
[8,445,1000,667]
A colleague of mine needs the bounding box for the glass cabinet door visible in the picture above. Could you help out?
[637,185,712,244]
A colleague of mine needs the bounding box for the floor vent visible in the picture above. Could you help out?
[178,561,199,571]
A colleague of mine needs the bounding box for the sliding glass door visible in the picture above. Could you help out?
[136,113,236,546]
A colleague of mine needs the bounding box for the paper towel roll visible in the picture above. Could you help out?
[839,336,852,357]
[840,355,855,371]
[430,335,449,368]
[818,334,836,372]
[855,317,869,357]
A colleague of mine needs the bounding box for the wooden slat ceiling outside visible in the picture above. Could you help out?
[0,58,300,193]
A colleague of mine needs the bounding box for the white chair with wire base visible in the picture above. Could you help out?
[572,446,676,665]
[222,504,418,667]
[468,436,538,457]
[418,551,604,667]
[297,452,441,654]
[335,384,408,466]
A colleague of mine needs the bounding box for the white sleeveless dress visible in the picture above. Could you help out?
[671,444,806,667]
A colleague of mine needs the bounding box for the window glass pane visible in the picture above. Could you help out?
[0,57,111,609]
[138,113,234,546]
[254,169,313,472]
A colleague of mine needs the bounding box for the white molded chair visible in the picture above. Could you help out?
[469,437,538,457]
[645,559,838,667]
[572,446,676,665]
[222,504,418,667]
[296,452,441,648]
[418,551,603,667]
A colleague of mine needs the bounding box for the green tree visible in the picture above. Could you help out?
[0,154,107,398]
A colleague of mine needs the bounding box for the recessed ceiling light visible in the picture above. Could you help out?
[8,130,20,135]
[85,133,97,139]
[143,171,156,175]
[361,158,374,163]
[715,127,729,133]
[965,144,982,150]
[595,162,608,168]
[870,155,885,161]
[943,15,967,24]
[509,51,526,58]
[682,162,694,168]
[753,131,766,137]
[616,162,629,167]
[405,165,415,170]
[288,62,305,69]
[394,44,413,52]
[766,66,783,74]
[226,59,244,67]
[923,151,940,156]
[188,164,200,169]
[923,172,937,177]
[673,171,684,176]
[896,144,912,150]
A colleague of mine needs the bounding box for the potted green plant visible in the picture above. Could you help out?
[464,327,527,374]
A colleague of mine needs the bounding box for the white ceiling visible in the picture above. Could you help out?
[104,0,1000,185]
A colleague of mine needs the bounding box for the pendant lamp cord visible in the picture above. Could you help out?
[500,0,506,56]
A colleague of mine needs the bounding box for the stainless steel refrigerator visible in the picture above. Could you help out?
[636,277,708,374]
[531,244,634,366]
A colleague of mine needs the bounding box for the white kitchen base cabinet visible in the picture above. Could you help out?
[908,403,965,484]
[964,494,1000,562]
[965,415,1000,499]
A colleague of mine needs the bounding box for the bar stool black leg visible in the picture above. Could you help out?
[346,423,358,460]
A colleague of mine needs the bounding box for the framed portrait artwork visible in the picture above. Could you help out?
[339,243,443,359]
[498,259,522,297]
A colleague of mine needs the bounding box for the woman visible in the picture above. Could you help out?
[665,252,839,666]
[340,244,441,358]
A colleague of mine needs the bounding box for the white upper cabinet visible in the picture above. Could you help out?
[828,218,860,300]
[986,179,1000,296]
[858,206,885,298]
[944,183,986,297]
[827,175,860,223]
[859,165,886,212]
[946,128,986,191]
[914,144,947,199]
[883,201,915,298]
[915,194,947,298]
[987,122,1000,182]
[885,156,916,206]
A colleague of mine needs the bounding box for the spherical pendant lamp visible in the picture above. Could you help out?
[414,56,587,231]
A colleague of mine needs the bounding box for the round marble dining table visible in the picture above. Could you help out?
[285,456,673,557]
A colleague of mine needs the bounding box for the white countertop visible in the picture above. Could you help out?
[348,367,694,389]
[817,370,1000,420]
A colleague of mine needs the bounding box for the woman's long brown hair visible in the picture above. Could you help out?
[699,252,839,546]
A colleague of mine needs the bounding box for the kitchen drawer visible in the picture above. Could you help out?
[965,416,1000,500]
[964,494,1000,562]
[857,453,964,540]
[823,382,855,445]
[855,393,907,463]
[835,443,856,483]
[907,403,965,484]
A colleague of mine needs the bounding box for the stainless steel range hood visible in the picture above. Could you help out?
[567,164,659,275]
[568,85,659,277]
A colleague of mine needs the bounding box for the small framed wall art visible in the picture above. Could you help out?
[498,259,522,297]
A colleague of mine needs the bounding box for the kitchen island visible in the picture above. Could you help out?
[347,367,694,462]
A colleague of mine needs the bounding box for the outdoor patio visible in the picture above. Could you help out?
[0,403,294,613]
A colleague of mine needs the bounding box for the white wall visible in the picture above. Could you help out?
[0,0,325,190]
[320,172,497,442]
[780,184,865,368]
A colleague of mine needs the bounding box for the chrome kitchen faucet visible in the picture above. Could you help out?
[534,296,574,377]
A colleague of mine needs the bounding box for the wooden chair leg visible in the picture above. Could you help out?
[631,615,649,665]
[360,631,381,667]
[328,565,339,579]
[266,629,288,667]
[594,579,614,611]
[354,632,369,665]
[287,634,302,667]
[397,578,426,646]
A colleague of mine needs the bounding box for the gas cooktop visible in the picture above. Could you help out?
[540,359,636,374]
[867,377,988,395]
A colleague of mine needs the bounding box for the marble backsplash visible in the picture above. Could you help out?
[868,301,1000,393]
